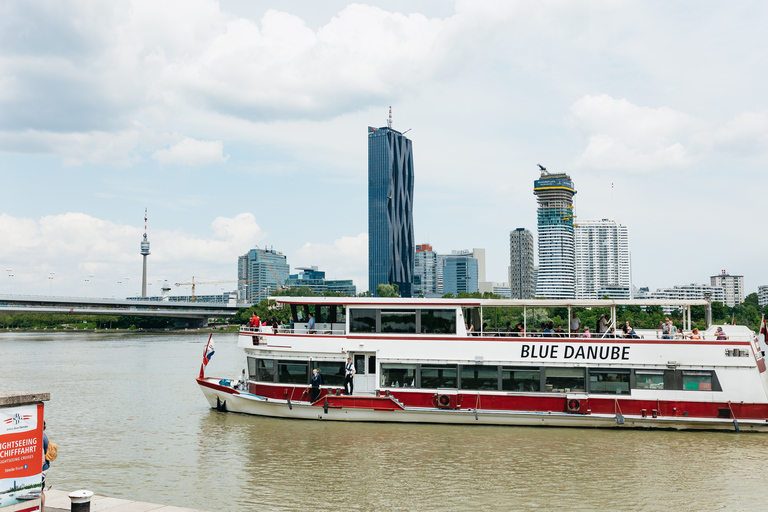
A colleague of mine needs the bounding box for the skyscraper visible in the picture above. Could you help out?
[533,168,576,298]
[237,247,290,303]
[368,113,414,297]
[441,254,479,296]
[414,244,439,297]
[509,228,535,299]
[575,219,631,299]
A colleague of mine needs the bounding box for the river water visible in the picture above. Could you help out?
[2,331,766,511]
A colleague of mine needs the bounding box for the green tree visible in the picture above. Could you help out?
[377,284,400,297]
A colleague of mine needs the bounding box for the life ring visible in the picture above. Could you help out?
[567,398,581,413]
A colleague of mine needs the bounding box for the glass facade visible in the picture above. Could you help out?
[509,228,535,299]
[534,172,577,298]
[237,248,290,303]
[368,126,414,297]
[441,255,478,295]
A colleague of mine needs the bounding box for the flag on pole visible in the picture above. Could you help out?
[760,315,767,346]
[203,335,215,365]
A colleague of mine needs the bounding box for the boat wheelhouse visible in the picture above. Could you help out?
[197,297,768,431]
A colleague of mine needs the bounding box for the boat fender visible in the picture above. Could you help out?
[287,398,292,410]
[615,412,624,425]
[216,397,227,412]
[474,409,478,421]
[734,419,740,432]
[323,399,329,414]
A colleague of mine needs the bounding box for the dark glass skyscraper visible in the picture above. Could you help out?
[368,124,414,296]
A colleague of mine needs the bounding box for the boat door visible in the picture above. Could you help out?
[352,353,377,394]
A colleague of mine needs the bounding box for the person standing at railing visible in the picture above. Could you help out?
[344,357,356,395]
[570,312,581,336]
[310,369,322,402]
[307,313,315,333]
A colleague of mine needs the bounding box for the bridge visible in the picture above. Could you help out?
[0,294,246,326]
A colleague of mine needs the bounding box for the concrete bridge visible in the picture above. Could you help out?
[0,294,244,325]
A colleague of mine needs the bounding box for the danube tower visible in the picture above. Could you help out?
[140,208,150,298]
[368,107,414,297]
[533,166,576,298]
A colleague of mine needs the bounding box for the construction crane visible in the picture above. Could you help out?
[174,277,238,302]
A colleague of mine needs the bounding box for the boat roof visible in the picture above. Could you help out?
[270,297,708,307]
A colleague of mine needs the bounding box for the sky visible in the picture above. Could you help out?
[1,0,767,299]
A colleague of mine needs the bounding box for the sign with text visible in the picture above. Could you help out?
[0,403,44,510]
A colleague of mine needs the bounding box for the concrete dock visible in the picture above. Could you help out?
[45,489,209,512]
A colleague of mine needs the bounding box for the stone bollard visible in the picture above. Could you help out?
[68,489,94,512]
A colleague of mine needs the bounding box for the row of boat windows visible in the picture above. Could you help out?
[246,357,721,394]
[349,309,456,334]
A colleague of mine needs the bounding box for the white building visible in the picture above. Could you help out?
[575,219,631,299]
[414,244,439,297]
[759,285,768,307]
[534,171,576,298]
[710,271,744,307]
[637,283,725,313]
[509,228,535,299]
[479,281,512,298]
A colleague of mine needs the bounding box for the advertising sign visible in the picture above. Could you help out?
[0,403,44,510]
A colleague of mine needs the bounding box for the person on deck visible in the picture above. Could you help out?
[581,326,592,338]
[689,327,701,340]
[716,327,728,340]
[344,357,356,395]
[307,313,315,334]
[570,312,581,335]
[554,325,566,337]
[597,315,610,334]
[310,369,322,402]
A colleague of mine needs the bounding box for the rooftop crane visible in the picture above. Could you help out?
[174,277,238,302]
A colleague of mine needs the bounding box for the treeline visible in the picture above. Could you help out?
[0,314,176,330]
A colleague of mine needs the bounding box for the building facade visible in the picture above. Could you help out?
[283,266,356,296]
[759,285,768,307]
[441,254,479,296]
[414,244,440,297]
[710,271,744,307]
[368,124,415,296]
[575,219,631,299]
[636,283,725,314]
[237,248,290,303]
[533,170,577,298]
[509,228,535,299]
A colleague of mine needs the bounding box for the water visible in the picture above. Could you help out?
[2,331,766,511]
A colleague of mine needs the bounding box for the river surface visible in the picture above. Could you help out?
[2,331,766,511]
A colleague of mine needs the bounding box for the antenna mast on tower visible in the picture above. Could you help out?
[140,208,151,298]
[387,106,392,129]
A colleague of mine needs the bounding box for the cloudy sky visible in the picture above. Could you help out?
[1,0,767,299]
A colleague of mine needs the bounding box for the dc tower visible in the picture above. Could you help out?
[140,208,150,298]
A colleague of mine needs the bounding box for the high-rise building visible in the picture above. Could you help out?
[442,254,479,296]
[283,267,356,296]
[368,115,414,297]
[509,228,535,299]
[575,219,631,299]
[237,247,290,303]
[533,169,577,298]
[758,285,768,307]
[414,244,439,297]
[710,271,744,307]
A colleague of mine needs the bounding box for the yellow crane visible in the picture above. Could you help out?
[174,277,239,302]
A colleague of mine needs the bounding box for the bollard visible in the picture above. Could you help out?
[68,489,94,512]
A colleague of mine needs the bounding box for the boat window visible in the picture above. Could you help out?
[247,357,258,380]
[380,364,416,388]
[349,309,376,333]
[381,310,417,333]
[682,371,713,391]
[460,365,499,390]
[257,359,275,382]
[420,364,458,389]
[277,360,309,384]
[635,371,664,390]
[314,361,345,386]
[588,370,630,395]
[502,368,541,392]
[421,309,457,334]
[544,367,585,393]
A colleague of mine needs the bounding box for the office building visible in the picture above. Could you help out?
[368,117,415,297]
[442,253,479,295]
[534,169,577,298]
[509,228,535,299]
[710,271,744,307]
[238,247,290,303]
[575,219,631,299]
[414,244,440,297]
[636,283,725,314]
[283,266,356,296]
[758,285,768,307]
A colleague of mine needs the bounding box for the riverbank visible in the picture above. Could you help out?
[45,489,208,512]
[1,326,238,333]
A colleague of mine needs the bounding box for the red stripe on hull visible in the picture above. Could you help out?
[248,383,768,421]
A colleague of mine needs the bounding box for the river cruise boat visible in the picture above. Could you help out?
[197,297,768,432]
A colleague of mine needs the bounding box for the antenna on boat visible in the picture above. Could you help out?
[387,106,392,129]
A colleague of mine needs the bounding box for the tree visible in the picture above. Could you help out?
[376,284,399,297]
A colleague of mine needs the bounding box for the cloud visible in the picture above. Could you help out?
[152,137,228,166]
[294,233,368,291]
[0,212,264,296]
[567,94,702,172]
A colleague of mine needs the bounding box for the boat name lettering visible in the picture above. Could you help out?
[520,344,630,360]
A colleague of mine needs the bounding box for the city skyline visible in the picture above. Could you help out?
[1,2,767,298]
